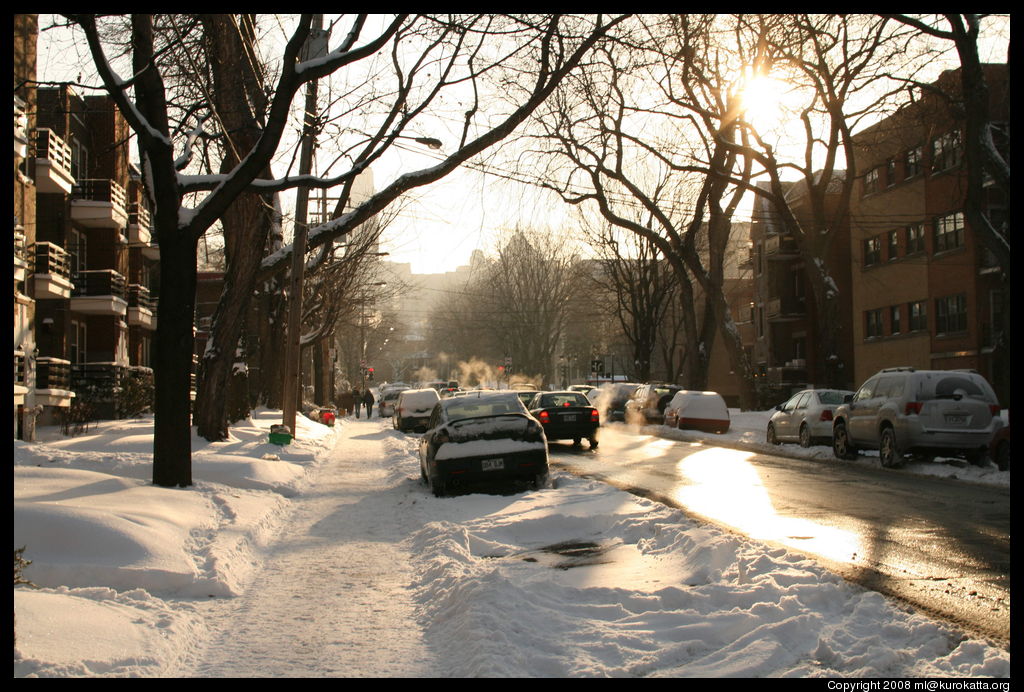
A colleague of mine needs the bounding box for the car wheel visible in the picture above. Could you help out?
[766,423,780,445]
[589,437,599,449]
[799,424,812,448]
[879,427,902,468]
[832,421,856,460]
[429,473,447,497]
[994,440,1010,471]
[573,437,582,447]
[533,472,549,490]
[965,448,988,467]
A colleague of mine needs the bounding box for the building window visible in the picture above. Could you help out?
[70,229,87,274]
[887,230,899,261]
[885,158,896,187]
[904,146,922,179]
[934,212,965,253]
[931,130,963,172]
[890,305,902,335]
[863,237,881,267]
[865,309,884,339]
[70,320,87,364]
[935,294,967,335]
[905,224,926,254]
[908,301,927,332]
[863,167,880,196]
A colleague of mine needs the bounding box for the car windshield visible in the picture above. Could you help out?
[444,396,522,420]
[539,393,589,408]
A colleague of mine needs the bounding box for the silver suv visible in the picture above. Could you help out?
[832,367,1003,468]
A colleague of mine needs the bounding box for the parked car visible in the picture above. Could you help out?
[418,391,548,496]
[831,367,1003,468]
[766,389,854,447]
[663,390,730,433]
[589,382,640,422]
[393,388,441,433]
[528,391,600,448]
[624,384,682,425]
[378,389,404,418]
[989,424,1010,471]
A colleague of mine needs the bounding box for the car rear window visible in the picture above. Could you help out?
[816,391,847,405]
[445,397,522,420]
[931,375,988,400]
[539,393,589,407]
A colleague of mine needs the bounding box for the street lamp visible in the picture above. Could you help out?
[394,134,442,150]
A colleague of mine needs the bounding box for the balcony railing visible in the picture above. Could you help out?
[128,284,155,310]
[35,128,75,194]
[71,178,129,230]
[15,95,29,159]
[37,357,72,391]
[14,351,26,386]
[766,296,807,321]
[14,222,30,281]
[765,234,799,259]
[34,242,71,278]
[72,269,127,299]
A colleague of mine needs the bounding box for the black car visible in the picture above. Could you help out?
[624,384,682,425]
[418,391,549,497]
[528,391,600,448]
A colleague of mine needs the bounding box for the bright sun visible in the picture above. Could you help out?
[736,74,791,135]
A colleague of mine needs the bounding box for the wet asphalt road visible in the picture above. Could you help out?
[548,425,1010,647]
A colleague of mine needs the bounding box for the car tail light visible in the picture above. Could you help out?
[905,401,923,415]
[989,405,1001,416]
[819,410,833,422]
[590,409,600,423]
[538,410,550,424]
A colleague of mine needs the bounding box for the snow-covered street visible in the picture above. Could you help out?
[14,410,1010,678]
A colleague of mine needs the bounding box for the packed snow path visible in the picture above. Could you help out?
[178,420,439,677]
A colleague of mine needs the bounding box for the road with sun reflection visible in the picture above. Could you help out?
[548,425,1010,643]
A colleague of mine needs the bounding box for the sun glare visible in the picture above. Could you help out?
[737,74,791,135]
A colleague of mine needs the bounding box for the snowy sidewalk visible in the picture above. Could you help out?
[177,418,439,677]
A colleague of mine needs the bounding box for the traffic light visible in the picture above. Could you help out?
[367,367,374,381]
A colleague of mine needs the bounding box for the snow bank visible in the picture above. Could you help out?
[13,409,1010,678]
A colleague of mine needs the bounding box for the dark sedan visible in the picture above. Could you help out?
[419,392,549,497]
[528,391,600,448]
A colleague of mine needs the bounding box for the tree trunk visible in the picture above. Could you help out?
[152,232,198,488]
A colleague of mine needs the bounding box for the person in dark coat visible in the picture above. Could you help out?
[352,388,362,418]
[362,389,375,418]
[337,389,355,417]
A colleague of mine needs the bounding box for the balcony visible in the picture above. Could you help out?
[35,357,75,408]
[764,234,799,260]
[70,269,128,316]
[128,202,152,246]
[15,95,29,160]
[71,178,129,230]
[766,296,807,323]
[14,221,30,284]
[14,351,27,404]
[127,284,156,329]
[35,128,76,194]
[33,242,74,299]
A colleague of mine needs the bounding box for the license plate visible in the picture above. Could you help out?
[945,414,968,425]
[562,415,576,422]
[481,458,504,471]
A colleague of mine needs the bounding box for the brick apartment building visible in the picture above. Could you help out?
[849,65,1009,404]
[14,14,160,437]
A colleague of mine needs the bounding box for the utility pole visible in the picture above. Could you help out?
[281,14,328,437]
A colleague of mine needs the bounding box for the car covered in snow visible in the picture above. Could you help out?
[766,388,854,447]
[393,388,441,433]
[663,390,730,434]
[527,391,601,448]
[418,391,549,496]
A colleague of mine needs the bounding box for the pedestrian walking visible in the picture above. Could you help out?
[362,389,375,418]
[352,388,361,418]
[338,389,355,417]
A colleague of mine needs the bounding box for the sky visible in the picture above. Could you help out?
[31,14,1010,275]
[13,406,1010,677]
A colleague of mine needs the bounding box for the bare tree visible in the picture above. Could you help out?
[66,13,629,487]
